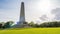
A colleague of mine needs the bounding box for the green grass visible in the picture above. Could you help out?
[0,28,60,34]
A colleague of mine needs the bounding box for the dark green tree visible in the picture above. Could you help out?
[28,21,35,27]
[3,21,14,28]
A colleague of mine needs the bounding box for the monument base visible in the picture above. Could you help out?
[14,22,30,28]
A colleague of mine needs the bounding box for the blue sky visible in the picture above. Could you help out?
[0,0,20,22]
[0,0,60,24]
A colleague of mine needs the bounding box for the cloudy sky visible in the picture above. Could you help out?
[0,0,60,23]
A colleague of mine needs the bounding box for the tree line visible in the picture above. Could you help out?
[28,21,60,28]
[0,21,60,29]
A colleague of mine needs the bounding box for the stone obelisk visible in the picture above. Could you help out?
[19,2,25,24]
[15,2,27,28]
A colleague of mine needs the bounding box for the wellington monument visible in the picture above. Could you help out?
[19,2,26,24]
[15,2,28,27]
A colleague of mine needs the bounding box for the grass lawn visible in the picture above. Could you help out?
[0,28,60,34]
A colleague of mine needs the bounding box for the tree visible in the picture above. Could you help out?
[3,21,14,28]
[35,23,40,28]
[0,23,2,28]
[28,21,35,27]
